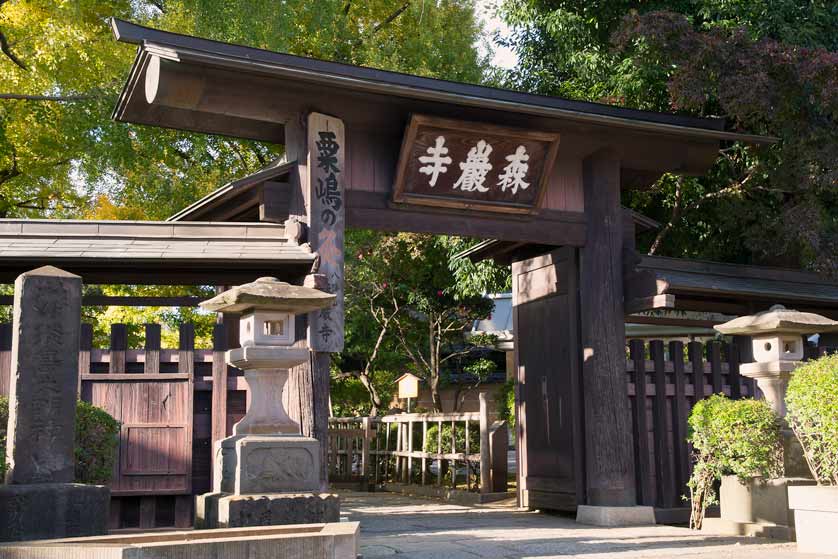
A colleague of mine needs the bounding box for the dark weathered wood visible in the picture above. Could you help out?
[78,323,93,395]
[174,495,192,528]
[688,341,705,403]
[144,324,161,375]
[108,497,121,530]
[391,114,560,214]
[513,248,583,511]
[629,340,651,506]
[650,340,675,507]
[669,341,689,497]
[260,181,292,223]
[727,343,742,399]
[110,324,128,374]
[347,190,587,247]
[139,496,156,529]
[707,342,723,394]
[311,352,331,489]
[579,148,636,507]
[307,112,345,352]
[0,295,204,307]
[179,323,195,494]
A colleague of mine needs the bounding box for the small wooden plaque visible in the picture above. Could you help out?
[392,114,560,214]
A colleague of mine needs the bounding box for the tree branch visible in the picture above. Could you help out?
[649,177,684,255]
[0,93,92,102]
[0,28,26,70]
[371,2,410,35]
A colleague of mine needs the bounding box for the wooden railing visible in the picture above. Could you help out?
[329,393,508,495]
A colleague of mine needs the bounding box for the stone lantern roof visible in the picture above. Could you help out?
[200,276,335,314]
[714,304,838,336]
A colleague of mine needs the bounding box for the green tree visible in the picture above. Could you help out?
[343,232,495,412]
[1,0,488,221]
[497,1,838,276]
[1,0,490,336]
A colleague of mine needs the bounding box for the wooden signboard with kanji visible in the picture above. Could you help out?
[392,114,561,214]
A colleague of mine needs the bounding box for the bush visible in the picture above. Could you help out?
[496,380,516,432]
[0,398,120,485]
[686,394,781,529]
[786,353,838,485]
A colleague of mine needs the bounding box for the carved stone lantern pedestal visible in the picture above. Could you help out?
[704,305,838,540]
[195,277,339,529]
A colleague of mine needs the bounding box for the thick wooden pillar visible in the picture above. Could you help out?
[579,148,637,506]
[286,112,346,489]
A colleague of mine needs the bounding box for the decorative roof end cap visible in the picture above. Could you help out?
[200,276,335,314]
[715,304,838,336]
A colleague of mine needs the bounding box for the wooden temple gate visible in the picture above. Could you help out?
[2,17,838,530]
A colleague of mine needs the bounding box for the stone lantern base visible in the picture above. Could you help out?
[196,433,339,528]
[196,492,340,529]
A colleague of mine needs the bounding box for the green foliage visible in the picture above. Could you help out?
[340,231,498,412]
[786,354,838,485]
[496,380,516,432]
[0,0,487,222]
[685,394,782,528]
[0,398,120,485]
[498,1,838,277]
[424,422,468,455]
[74,400,121,485]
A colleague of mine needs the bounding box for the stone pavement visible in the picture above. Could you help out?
[338,491,829,559]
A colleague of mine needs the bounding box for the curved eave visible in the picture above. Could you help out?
[110,18,777,146]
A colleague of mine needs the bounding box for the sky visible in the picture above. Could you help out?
[474,0,519,70]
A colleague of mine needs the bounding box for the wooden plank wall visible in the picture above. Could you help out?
[626,339,756,513]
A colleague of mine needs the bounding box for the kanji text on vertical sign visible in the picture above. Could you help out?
[308,112,345,352]
[392,114,561,214]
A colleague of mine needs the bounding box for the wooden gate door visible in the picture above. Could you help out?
[513,247,584,511]
[83,374,193,496]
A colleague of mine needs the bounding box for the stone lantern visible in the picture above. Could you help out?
[196,277,339,528]
[705,306,838,539]
[715,305,838,417]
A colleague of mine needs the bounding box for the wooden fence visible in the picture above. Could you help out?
[626,339,757,512]
[328,393,509,495]
[0,321,246,530]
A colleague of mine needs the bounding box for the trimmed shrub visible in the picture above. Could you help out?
[686,394,781,529]
[74,400,121,484]
[786,353,838,485]
[0,398,119,485]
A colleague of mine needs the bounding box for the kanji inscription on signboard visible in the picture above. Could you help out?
[392,114,560,214]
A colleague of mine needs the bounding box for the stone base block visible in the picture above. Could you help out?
[701,518,794,541]
[576,505,656,527]
[216,435,322,494]
[0,483,109,542]
[788,485,838,554]
[197,492,340,529]
[716,475,815,541]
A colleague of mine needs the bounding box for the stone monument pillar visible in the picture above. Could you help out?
[0,266,109,542]
[707,305,838,540]
[196,277,340,528]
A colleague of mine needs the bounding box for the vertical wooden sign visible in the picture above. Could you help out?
[307,112,345,352]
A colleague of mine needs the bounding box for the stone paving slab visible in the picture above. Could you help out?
[337,492,829,559]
